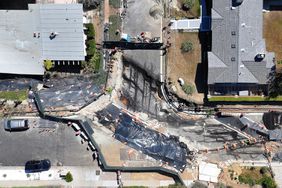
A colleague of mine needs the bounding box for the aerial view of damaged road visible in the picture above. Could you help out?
[1,0,282,187]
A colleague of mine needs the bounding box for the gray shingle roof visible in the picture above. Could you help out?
[0,4,84,75]
[208,0,275,85]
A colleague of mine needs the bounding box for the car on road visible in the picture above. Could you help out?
[4,119,29,132]
[25,159,51,173]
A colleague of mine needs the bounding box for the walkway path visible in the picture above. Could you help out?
[104,0,110,24]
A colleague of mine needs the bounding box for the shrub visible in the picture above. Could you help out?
[182,0,195,10]
[89,52,101,73]
[86,39,96,57]
[238,174,256,186]
[191,182,207,188]
[182,84,194,95]
[260,167,269,175]
[106,87,113,94]
[44,60,54,71]
[215,183,226,188]
[261,176,277,188]
[181,41,193,52]
[65,171,73,182]
[85,23,95,39]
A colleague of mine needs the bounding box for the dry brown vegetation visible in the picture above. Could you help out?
[263,11,282,71]
[167,32,204,104]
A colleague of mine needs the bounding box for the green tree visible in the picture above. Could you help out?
[181,41,193,53]
[182,0,195,10]
[65,171,73,183]
[182,84,194,95]
[269,72,282,98]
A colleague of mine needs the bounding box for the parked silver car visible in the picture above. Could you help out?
[4,119,29,132]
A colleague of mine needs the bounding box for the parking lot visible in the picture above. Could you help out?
[0,117,94,166]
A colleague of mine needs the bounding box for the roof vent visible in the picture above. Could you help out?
[231,7,236,10]
[241,23,246,27]
[232,0,244,6]
[231,31,236,35]
[255,53,265,61]
[231,57,236,61]
[231,44,236,48]
[241,48,245,52]
[49,32,58,40]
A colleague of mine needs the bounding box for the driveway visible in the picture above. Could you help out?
[123,0,163,81]
[0,117,94,166]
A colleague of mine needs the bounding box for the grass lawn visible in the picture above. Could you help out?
[109,15,122,41]
[109,0,120,8]
[171,0,201,19]
[0,90,27,101]
[209,96,282,102]
[167,31,204,103]
[264,11,282,71]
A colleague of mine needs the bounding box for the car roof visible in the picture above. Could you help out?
[9,119,27,128]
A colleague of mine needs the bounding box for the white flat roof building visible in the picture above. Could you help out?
[170,19,201,30]
[0,3,85,75]
[199,162,221,183]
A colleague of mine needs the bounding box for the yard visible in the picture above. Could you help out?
[219,165,277,188]
[109,15,122,41]
[171,0,201,19]
[263,11,282,71]
[166,31,204,104]
[109,0,120,8]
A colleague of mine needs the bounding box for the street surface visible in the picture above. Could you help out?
[0,118,93,166]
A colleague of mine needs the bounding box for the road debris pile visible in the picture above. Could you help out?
[0,78,40,91]
[39,76,103,110]
[115,113,189,171]
[97,104,189,171]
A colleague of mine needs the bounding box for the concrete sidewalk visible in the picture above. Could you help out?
[0,166,118,187]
